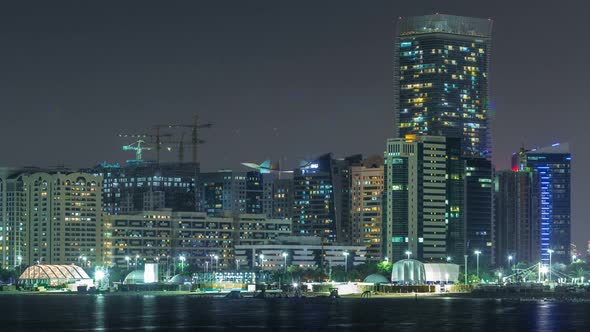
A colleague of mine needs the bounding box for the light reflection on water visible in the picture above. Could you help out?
[1,295,590,331]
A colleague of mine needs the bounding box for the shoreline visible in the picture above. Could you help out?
[2,290,590,302]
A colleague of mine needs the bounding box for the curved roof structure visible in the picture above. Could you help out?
[123,270,145,284]
[391,259,426,283]
[391,259,460,283]
[167,274,192,285]
[19,265,90,280]
[363,274,389,284]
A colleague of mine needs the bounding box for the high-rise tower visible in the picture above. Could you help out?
[512,143,571,264]
[394,14,493,157]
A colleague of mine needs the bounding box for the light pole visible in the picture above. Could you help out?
[166,255,170,279]
[498,272,503,284]
[548,249,554,282]
[236,259,240,271]
[135,255,140,267]
[179,255,186,272]
[259,254,265,270]
[405,251,412,260]
[282,252,288,273]
[446,256,452,263]
[343,252,349,274]
[214,255,219,271]
[125,256,130,270]
[17,255,22,275]
[205,261,209,273]
[464,255,468,284]
[474,250,481,280]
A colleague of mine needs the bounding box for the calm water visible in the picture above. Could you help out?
[1,294,589,331]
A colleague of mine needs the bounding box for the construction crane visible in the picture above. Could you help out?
[122,139,151,163]
[118,132,173,163]
[155,115,212,164]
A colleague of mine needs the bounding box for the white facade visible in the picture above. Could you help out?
[235,242,367,271]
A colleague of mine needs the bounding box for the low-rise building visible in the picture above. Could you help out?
[235,236,367,271]
[106,211,291,272]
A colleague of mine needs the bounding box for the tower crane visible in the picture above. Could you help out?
[118,132,173,163]
[155,114,212,164]
[122,139,151,163]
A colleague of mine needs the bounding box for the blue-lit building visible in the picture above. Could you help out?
[394,14,493,157]
[512,143,571,264]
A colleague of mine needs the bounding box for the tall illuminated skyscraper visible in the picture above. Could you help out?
[512,143,571,264]
[394,14,493,157]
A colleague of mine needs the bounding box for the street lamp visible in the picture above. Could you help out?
[236,259,240,271]
[405,251,412,260]
[214,255,219,271]
[17,255,22,274]
[125,256,130,270]
[446,256,452,263]
[474,250,481,280]
[282,252,288,272]
[179,255,186,272]
[343,252,350,274]
[547,249,554,282]
[259,254,265,270]
[135,255,140,267]
[464,255,468,284]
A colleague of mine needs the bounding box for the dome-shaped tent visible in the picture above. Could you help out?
[18,264,92,287]
[123,270,145,284]
[363,274,389,284]
[167,274,192,285]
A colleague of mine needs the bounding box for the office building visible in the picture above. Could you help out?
[107,211,289,271]
[87,162,198,215]
[464,158,494,265]
[235,214,291,246]
[394,14,493,157]
[350,156,384,261]
[512,143,571,264]
[494,169,541,265]
[384,135,461,262]
[196,170,263,216]
[292,154,361,244]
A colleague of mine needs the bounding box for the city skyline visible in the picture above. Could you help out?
[0,1,587,249]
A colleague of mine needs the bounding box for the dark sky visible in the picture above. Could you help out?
[0,1,588,250]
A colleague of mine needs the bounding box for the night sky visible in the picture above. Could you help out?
[0,1,588,249]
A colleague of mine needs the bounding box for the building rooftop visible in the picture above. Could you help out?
[528,142,570,154]
[398,14,493,38]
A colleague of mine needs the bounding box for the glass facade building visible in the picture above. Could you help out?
[512,143,571,264]
[394,14,493,157]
